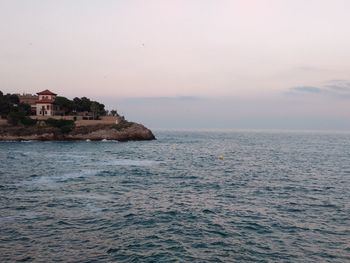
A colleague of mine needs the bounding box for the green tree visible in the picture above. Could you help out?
[81,97,92,112]
[18,103,31,115]
[0,91,10,116]
[7,111,25,125]
[73,97,82,112]
[110,109,118,116]
[55,96,74,114]
[98,103,106,116]
[73,97,92,112]
[6,94,19,105]
[7,110,35,126]
[0,91,19,117]
[90,102,100,120]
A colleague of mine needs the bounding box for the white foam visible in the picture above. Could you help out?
[26,169,101,188]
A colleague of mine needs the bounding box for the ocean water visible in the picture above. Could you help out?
[0,130,349,262]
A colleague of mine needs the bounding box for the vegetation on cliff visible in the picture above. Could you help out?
[44,118,75,133]
[0,91,33,125]
[0,90,111,122]
[54,96,107,117]
[0,90,155,141]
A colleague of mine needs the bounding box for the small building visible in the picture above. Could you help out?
[36,89,59,116]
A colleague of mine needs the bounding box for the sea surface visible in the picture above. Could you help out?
[0,130,349,262]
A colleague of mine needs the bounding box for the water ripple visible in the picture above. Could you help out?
[0,131,350,262]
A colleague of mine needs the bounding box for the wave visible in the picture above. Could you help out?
[104,159,161,167]
[27,169,102,187]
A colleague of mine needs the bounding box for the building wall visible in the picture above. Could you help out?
[36,103,54,116]
[38,94,55,101]
[36,93,57,116]
[18,94,38,105]
[30,116,119,126]
[17,94,38,115]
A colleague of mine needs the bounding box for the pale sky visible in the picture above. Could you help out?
[1,0,350,129]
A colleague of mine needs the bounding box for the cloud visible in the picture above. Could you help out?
[120,96,202,103]
[325,80,350,92]
[106,94,350,130]
[289,80,350,98]
[290,86,322,93]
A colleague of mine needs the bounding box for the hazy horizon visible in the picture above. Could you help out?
[1,0,349,130]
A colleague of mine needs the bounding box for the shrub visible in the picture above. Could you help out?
[7,111,37,126]
[114,120,133,130]
[20,117,37,126]
[7,111,25,125]
[45,118,75,133]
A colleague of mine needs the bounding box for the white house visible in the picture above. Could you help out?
[36,89,58,116]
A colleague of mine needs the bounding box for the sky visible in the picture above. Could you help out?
[1,0,350,130]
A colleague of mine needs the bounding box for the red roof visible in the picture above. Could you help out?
[37,89,57,95]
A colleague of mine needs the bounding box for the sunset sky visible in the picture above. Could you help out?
[1,0,350,129]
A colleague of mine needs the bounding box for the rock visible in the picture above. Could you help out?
[0,121,156,141]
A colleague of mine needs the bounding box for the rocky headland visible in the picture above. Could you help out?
[0,120,156,141]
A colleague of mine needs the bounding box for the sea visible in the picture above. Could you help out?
[0,130,349,262]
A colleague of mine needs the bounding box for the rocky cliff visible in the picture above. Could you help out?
[0,121,155,141]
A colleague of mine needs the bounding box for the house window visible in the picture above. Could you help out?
[47,105,50,110]
[45,111,47,114]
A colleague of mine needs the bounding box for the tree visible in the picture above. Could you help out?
[6,94,19,105]
[7,111,25,125]
[97,102,106,116]
[73,97,82,112]
[110,109,118,116]
[7,110,36,126]
[0,92,11,116]
[55,96,74,114]
[73,96,92,112]
[90,102,100,120]
[18,103,31,115]
[0,91,18,116]
[80,97,92,112]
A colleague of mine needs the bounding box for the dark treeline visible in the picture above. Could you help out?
[1,91,111,125]
[0,91,107,117]
[0,91,31,117]
[0,91,33,125]
[54,96,106,117]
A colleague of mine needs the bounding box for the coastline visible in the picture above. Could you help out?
[0,121,156,141]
